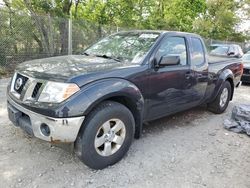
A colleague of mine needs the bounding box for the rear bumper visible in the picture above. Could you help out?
[7,96,85,143]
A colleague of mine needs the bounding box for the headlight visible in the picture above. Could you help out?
[38,82,80,103]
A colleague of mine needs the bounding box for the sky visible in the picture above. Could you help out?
[240,20,250,32]
[237,4,250,32]
[0,0,4,7]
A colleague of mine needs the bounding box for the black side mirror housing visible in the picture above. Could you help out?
[228,52,235,56]
[157,55,180,67]
[227,52,241,58]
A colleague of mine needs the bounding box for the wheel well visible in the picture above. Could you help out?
[104,96,142,139]
[226,77,234,100]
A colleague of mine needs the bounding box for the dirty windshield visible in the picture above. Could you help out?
[84,32,160,64]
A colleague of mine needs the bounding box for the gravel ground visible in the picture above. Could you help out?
[0,79,250,188]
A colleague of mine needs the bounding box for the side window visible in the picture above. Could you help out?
[191,37,205,66]
[228,46,235,54]
[238,46,243,56]
[157,37,187,66]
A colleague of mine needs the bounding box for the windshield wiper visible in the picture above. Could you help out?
[82,52,121,62]
[82,52,89,56]
[95,54,121,62]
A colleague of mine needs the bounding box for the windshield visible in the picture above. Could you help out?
[84,32,160,64]
[210,46,229,55]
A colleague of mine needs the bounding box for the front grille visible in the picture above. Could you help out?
[243,68,250,75]
[14,73,29,94]
[11,73,45,101]
[31,83,42,98]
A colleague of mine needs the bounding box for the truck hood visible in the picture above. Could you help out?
[16,55,135,83]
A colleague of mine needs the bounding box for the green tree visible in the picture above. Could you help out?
[193,0,241,40]
[150,0,206,31]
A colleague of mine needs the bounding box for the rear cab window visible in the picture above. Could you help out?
[190,37,205,66]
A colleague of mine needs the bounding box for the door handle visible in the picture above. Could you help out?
[197,74,203,78]
[185,72,192,79]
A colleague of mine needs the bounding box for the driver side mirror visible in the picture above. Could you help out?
[157,55,180,67]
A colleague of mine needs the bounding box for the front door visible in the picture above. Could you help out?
[146,35,198,120]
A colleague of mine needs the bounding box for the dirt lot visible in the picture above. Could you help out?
[0,78,250,188]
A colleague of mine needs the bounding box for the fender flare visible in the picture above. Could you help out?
[59,78,144,138]
[209,69,234,102]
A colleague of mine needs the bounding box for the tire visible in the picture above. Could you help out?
[208,81,232,114]
[74,101,135,169]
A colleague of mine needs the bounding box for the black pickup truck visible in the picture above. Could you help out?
[7,31,243,169]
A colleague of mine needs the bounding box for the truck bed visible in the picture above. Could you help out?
[208,55,239,64]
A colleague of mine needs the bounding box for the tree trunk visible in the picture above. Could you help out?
[74,0,80,18]
[32,33,43,53]
[3,0,18,54]
[23,0,54,56]
[98,24,102,38]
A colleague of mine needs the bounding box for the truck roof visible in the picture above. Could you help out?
[117,30,202,38]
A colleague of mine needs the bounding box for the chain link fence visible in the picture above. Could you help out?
[0,9,247,78]
[0,9,117,77]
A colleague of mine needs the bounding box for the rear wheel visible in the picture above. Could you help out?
[208,81,232,114]
[74,101,135,169]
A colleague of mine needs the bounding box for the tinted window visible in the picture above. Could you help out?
[191,38,205,65]
[157,37,187,66]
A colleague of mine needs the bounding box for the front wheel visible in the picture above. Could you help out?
[208,81,232,114]
[74,101,135,169]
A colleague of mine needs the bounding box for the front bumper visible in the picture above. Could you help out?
[7,96,85,143]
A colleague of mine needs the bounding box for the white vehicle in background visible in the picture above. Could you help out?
[241,53,250,84]
[210,44,244,58]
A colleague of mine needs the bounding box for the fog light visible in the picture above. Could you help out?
[40,123,50,136]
